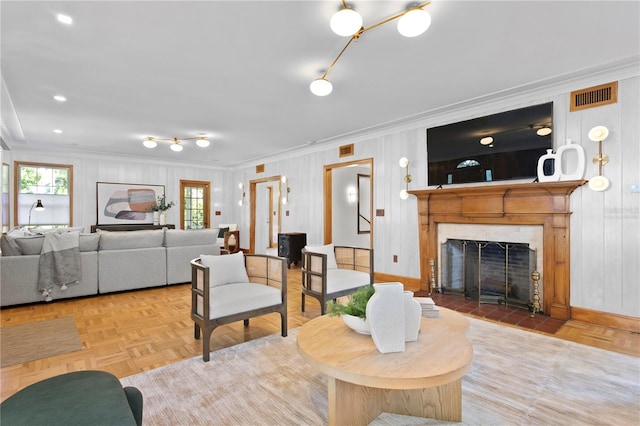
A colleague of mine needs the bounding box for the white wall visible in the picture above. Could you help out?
[4,69,638,318]
[332,166,370,247]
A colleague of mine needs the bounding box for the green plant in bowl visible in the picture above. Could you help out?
[327,285,374,319]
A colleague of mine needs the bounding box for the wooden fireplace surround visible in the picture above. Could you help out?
[409,180,587,320]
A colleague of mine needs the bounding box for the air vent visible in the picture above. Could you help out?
[339,144,354,158]
[256,164,265,174]
[570,81,617,112]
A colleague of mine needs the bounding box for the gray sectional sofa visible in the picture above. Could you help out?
[0,228,220,307]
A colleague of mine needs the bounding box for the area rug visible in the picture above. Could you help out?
[0,316,83,368]
[121,318,640,425]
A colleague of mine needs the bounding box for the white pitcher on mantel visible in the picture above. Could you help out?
[366,283,406,353]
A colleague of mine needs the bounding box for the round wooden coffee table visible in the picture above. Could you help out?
[297,308,472,425]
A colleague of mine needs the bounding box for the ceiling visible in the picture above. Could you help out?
[1,1,638,168]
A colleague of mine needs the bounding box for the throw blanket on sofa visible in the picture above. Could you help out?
[38,231,82,301]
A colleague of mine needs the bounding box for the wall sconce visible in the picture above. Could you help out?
[238,183,246,206]
[587,125,610,191]
[281,176,291,204]
[399,157,412,199]
[28,199,45,227]
[348,188,357,203]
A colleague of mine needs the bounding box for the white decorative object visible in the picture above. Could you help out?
[537,149,560,182]
[404,291,421,342]
[159,211,167,225]
[366,283,405,353]
[342,314,370,334]
[555,139,586,180]
[153,211,159,225]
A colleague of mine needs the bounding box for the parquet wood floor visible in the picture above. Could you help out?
[1,267,638,402]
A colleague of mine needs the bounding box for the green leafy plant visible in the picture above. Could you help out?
[148,194,175,212]
[327,285,374,319]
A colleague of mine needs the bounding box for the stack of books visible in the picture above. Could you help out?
[414,297,440,318]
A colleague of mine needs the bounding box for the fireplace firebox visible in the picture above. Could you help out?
[441,239,536,309]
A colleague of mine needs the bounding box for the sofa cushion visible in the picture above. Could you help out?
[99,229,164,250]
[200,251,248,287]
[304,243,338,269]
[164,229,217,247]
[326,269,370,294]
[79,233,100,252]
[217,227,229,238]
[209,283,282,319]
[15,236,44,255]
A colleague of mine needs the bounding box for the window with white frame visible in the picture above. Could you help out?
[15,162,73,228]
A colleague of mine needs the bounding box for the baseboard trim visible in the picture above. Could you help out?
[571,306,640,333]
[373,273,421,292]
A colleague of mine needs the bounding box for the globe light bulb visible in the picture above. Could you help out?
[330,7,362,37]
[397,8,431,37]
[310,78,333,96]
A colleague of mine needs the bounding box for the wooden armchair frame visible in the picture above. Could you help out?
[190,254,287,362]
[301,246,374,315]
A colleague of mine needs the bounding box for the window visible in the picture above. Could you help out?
[14,162,73,228]
[180,180,210,229]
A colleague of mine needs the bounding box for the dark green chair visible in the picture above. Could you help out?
[0,370,143,426]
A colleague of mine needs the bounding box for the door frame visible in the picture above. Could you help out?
[323,158,373,247]
[249,175,282,254]
[179,180,211,229]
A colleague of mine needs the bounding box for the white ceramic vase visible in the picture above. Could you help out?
[153,211,159,225]
[366,282,405,353]
[404,291,421,342]
[159,211,167,225]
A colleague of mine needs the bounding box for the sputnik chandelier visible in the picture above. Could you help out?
[310,1,432,96]
[142,135,210,152]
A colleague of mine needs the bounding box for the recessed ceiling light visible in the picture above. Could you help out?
[53,129,63,134]
[53,95,67,102]
[57,14,73,25]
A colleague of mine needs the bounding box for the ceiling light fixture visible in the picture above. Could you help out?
[53,95,67,102]
[479,136,494,145]
[57,14,73,25]
[311,1,432,96]
[142,135,210,151]
[536,127,552,136]
[330,2,363,36]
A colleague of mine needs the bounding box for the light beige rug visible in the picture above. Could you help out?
[0,316,83,368]
[121,318,640,425]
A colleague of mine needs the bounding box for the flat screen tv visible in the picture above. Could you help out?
[427,102,553,186]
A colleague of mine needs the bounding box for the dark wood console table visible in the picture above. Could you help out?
[91,224,175,233]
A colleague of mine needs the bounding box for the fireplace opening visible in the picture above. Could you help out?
[441,239,536,310]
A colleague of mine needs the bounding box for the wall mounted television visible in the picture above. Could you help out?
[427,102,553,186]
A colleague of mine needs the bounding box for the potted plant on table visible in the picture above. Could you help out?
[148,194,175,225]
[327,285,374,334]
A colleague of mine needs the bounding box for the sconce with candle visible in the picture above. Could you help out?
[238,183,246,206]
[587,125,610,191]
[399,157,412,199]
[281,176,291,204]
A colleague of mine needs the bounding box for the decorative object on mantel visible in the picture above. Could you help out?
[399,157,413,200]
[587,125,611,191]
[366,283,406,353]
[536,139,586,182]
[310,1,432,96]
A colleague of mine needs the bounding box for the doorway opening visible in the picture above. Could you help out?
[249,176,282,254]
[323,158,373,248]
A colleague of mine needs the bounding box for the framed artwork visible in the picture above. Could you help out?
[96,182,164,225]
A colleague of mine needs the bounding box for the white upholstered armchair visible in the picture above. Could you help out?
[301,244,373,315]
[190,252,288,362]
